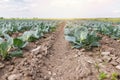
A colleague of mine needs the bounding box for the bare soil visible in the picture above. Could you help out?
[0,22,120,80]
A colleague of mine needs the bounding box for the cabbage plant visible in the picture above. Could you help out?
[64,26,101,49]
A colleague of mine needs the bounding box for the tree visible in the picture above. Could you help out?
[0,17,4,19]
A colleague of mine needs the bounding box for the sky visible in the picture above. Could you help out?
[0,0,120,18]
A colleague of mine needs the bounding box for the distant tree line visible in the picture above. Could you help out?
[0,17,4,19]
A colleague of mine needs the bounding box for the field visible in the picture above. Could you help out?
[0,18,120,80]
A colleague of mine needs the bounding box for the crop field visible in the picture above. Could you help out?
[0,19,120,80]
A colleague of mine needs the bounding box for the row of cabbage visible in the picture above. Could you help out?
[0,20,58,60]
[64,20,120,49]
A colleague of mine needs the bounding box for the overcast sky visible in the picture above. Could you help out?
[0,0,120,18]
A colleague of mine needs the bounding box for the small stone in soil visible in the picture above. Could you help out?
[101,52,110,56]
[80,48,85,52]
[23,77,32,80]
[52,72,57,76]
[111,55,118,60]
[48,71,52,75]
[116,65,120,70]
[0,62,5,69]
[9,66,14,72]
[111,61,118,66]
[117,40,120,42]
[116,58,120,63]
[102,56,112,62]
[8,73,22,80]
[50,77,55,80]
[31,46,41,54]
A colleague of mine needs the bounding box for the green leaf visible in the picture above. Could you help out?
[9,50,23,57]
[13,38,28,48]
[65,36,76,42]
[3,33,13,46]
[98,72,107,80]
[0,37,4,44]
[28,36,38,42]
[73,43,83,48]
[19,31,40,42]
[90,42,100,47]
[111,72,118,80]
[0,42,10,59]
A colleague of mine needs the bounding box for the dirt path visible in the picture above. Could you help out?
[46,22,70,67]
[40,22,94,80]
